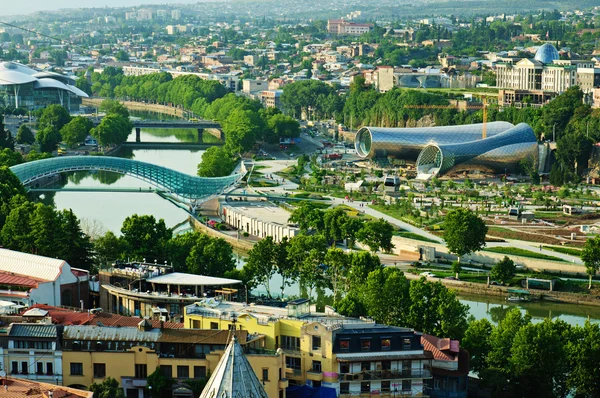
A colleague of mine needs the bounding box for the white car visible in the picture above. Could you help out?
[420,272,436,278]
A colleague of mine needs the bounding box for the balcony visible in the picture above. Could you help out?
[285,368,302,378]
[306,370,323,381]
[338,391,416,398]
[278,379,289,389]
[338,369,431,382]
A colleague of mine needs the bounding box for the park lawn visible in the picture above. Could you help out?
[484,246,565,262]
[248,180,279,187]
[543,245,582,257]
[487,226,562,245]
[394,231,439,243]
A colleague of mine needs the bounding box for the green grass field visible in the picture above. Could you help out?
[484,246,565,262]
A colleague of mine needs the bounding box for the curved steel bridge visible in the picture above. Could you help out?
[9,156,243,200]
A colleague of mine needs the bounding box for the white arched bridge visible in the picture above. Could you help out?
[9,156,244,201]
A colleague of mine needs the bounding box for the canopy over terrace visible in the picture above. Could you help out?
[147,272,241,298]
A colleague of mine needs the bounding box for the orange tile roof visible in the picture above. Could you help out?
[0,377,92,398]
[421,334,459,362]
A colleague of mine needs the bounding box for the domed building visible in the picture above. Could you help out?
[534,43,560,64]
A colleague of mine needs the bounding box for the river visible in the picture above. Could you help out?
[37,116,600,327]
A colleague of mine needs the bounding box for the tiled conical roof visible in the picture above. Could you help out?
[199,336,269,398]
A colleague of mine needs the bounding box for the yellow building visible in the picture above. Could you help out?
[61,320,286,398]
[184,298,433,396]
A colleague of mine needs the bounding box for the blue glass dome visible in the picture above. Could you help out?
[534,43,559,64]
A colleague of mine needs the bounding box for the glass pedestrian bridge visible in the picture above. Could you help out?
[9,156,243,200]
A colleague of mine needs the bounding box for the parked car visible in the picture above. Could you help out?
[420,272,436,278]
[490,281,504,286]
[444,276,458,280]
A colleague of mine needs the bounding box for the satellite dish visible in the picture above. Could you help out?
[0,371,6,377]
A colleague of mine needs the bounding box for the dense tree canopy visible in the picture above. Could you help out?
[443,208,488,260]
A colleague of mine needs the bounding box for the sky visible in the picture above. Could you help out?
[0,1,196,17]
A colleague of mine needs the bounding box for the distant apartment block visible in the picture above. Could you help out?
[373,66,395,92]
[261,90,283,109]
[327,19,373,35]
[166,25,187,35]
[172,9,182,20]
[242,79,267,95]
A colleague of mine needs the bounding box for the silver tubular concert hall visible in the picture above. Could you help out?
[415,123,538,178]
[354,121,515,160]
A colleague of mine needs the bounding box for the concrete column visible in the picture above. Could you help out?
[197,128,204,143]
[136,127,141,142]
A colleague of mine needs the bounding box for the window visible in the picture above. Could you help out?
[340,363,349,374]
[210,322,218,330]
[194,366,206,379]
[312,361,322,373]
[160,365,172,379]
[177,366,189,379]
[11,362,18,374]
[262,368,269,382]
[135,364,147,379]
[281,336,300,351]
[381,381,391,392]
[402,379,412,391]
[21,362,28,374]
[381,360,391,371]
[361,339,371,351]
[434,378,441,390]
[381,338,391,350]
[340,383,350,394]
[285,356,301,370]
[361,381,371,393]
[312,336,321,351]
[70,362,83,376]
[94,363,106,378]
[402,338,411,349]
[46,363,53,375]
[339,339,350,351]
[37,363,44,375]
[361,362,371,371]
[402,360,412,376]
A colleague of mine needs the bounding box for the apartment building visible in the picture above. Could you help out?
[61,322,285,398]
[184,298,441,397]
[0,323,63,385]
[327,19,373,35]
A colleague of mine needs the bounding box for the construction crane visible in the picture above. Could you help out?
[404,96,492,139]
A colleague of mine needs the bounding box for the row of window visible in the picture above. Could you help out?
[13,341,53,350]
[11,361,53,375]
[340,380,411,394]
[339,338,412,351]
[70,363,207,380]
[340,360,413,374]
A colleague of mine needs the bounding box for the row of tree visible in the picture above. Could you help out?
[463,308,600,397]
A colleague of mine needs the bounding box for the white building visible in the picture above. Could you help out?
[220,202,299,243]
[0,249,90,308]
[171,10,182,20]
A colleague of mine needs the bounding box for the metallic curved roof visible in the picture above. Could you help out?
[0,62,86,98]
[534,43,559,64]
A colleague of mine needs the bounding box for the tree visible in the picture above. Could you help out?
[100,99,130,119]
[120,214,172,262]
[509,320,570,397]
[30,203,60,257]
[567,321,600,396]
[362,267,411,326]
[91,114,133,147]
[490,256,516,284]
[222,108,264,155]
[246,236,278,298]
[275,237,296,297]
[462,318,494,375]
[1,201,35,252]
[346,251,382,291]
[323,207,350,243]
[60,116,93,147]
[287,234,327,298]
[288,202,324,232]
[451,260,462,280]
[57,209,93,269]
[443,208,487,262]
[0,166,26,228]
[147,368,173,398]
[36,126,62,153]
[342,218,363,249]
[582,236,600,289]
[89,377,125,398]
[197,146,236,177]
[356,219,395,253]
[0,148,23,167]
[407,278,469,339]
[93,231,124,266]
[16,124,35,144]
[38,104,71,131]
[324,248,349,301]
[265,113,300,143]
[186,234,235,276]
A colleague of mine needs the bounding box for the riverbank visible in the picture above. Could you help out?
[403,271,600,307]
[83,98,184,117]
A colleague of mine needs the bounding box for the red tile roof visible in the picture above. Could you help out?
[27,304,184,329]
[421,334,459,362]
[0,271,43,288]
